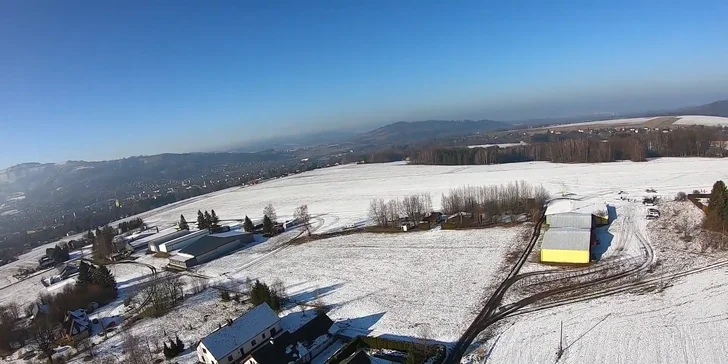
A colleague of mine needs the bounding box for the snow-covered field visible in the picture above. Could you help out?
[674,115,728,127]
[201,228,524,342]
[4,158,728,363]
[545,115,728,130]
[139,158,727,234]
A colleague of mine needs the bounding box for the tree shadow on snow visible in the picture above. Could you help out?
[287,283,345,305]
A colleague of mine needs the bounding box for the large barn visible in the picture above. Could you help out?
[540,227,593,264]
[168,231,253,269]
[541,198,606,264]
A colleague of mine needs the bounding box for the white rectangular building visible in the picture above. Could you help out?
[197,303,281,364]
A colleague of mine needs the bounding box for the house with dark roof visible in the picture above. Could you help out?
[168,232,253,269]
[244,313,339,364]
[196,303,281,364]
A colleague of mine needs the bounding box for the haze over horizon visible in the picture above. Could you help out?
[1,1,727,168]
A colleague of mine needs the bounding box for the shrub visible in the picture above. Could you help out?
[220,291,231,302]
[675,192,688,201]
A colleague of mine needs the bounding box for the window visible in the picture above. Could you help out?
[240,348,245,355]
[228,355,233,362]
[202,348,207,354]
[251,339,256,346]
[262,332,266,339]
[270,327,276,336]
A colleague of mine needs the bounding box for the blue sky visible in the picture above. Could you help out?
[1,0,727,168]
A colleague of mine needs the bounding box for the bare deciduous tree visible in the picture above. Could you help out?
[293,205,311,237]
[263,203,277,223]
[121,331,152,364]
[32,318,56,364]
[400,193,432,223]
[143,274,184,317]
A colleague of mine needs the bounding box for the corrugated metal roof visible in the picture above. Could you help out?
[545,198,607,217]
[547,213,592,229]
[541,227,591,251]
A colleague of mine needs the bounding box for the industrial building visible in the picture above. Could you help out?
[152,229,209,253]
[168,231,253,269]
[545,198,609,226]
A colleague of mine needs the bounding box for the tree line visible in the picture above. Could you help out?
[440,181,549,224]
[369,193,433,228]
[409,128,726,165]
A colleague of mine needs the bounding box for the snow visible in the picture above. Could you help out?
[4,158,728,363]
[674,115,728,126]
[135,158,728,235]
[467,142,528,149]
[205,227,523,342]
[547,117,651,128]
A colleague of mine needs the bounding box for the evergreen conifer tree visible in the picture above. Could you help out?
[263,215,274,236]
[179,215,189,230]
[210,210,220,227]
[243,216,254,232]
[197,210,206,229]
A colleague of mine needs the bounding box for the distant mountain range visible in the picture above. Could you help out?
[670,99,728,117]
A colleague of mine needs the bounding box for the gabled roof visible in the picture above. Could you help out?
[292,313,334,345]
[343,350,373,364]
[541,227,591,251]
[180,233,249,257]
[200,303,280,360]
[250,331,297,364]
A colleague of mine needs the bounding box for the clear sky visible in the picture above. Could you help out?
[1,0,727,168]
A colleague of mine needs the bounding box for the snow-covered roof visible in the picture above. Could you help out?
[547,213,593,229]
[200,303,280,360]
[541,227,591,251]
[545,199,607,217]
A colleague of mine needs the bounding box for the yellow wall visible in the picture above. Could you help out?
[541,249,590,264]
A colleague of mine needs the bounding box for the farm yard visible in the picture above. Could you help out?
[3,158,728,363]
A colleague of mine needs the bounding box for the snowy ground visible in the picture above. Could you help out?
[465,200,728,364]
[201,228,524,342]
[4,158,728,362]
[673,115,728,126]
[137,158,728,235]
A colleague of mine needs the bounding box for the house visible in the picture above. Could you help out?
[56,263,79,280]
[197,303,281,364]
[168,232,254,270]
[62,309,90,341]
[245,313,339,364]
[545,198,609,226]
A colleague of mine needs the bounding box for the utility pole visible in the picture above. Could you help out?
[556,321,564,361]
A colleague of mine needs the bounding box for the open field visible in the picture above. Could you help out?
[532,115,728,132]
[139,158,728,234]
[4,158,728,363]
